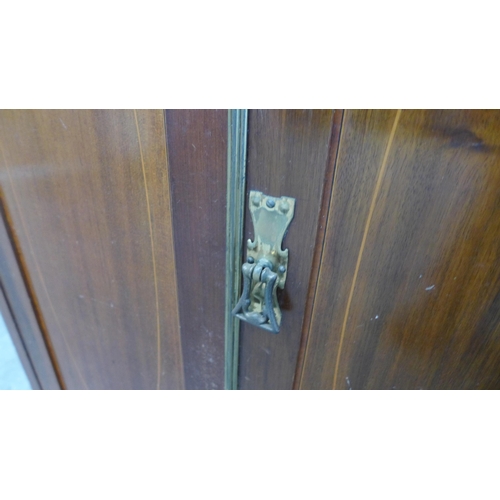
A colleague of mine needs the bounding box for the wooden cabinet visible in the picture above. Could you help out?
[1,109,499,389]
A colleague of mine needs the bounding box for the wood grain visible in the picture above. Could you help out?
[165,110,228,390]
[0,110,184,389]
[293,110,344,388]
[300,110,500,389]
[238,110,341,390]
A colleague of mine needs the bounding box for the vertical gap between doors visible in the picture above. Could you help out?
[224,110,248,390]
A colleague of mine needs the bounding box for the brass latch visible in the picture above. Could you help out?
[232,190,295,333]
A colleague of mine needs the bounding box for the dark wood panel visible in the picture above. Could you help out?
[301,110,500,389]
[0,110,183,389]
[0,203,60,389]
[293,110,344,388]
[238,110,341,390]
[166,110,228,390]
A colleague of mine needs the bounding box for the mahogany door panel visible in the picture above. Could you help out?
[299,110,500,389]
[237,110,343,390]
[0,110,226,389]
[165,110,227,390]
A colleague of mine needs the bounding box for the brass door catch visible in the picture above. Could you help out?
[232,190,295,333]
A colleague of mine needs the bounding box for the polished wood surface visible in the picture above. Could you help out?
[238,110,343,389]
[300,110,500,389]
[293,110,343,388]
[0,205,60,389]
[166,110,228,389]
[0,110,184,389]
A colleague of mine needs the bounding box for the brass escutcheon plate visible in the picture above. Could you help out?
[232,190,295,333]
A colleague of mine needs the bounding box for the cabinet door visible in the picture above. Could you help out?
[0,110,227,389]
[299,110,500,389]
[236,110,342,389]
[240,110,500,389]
